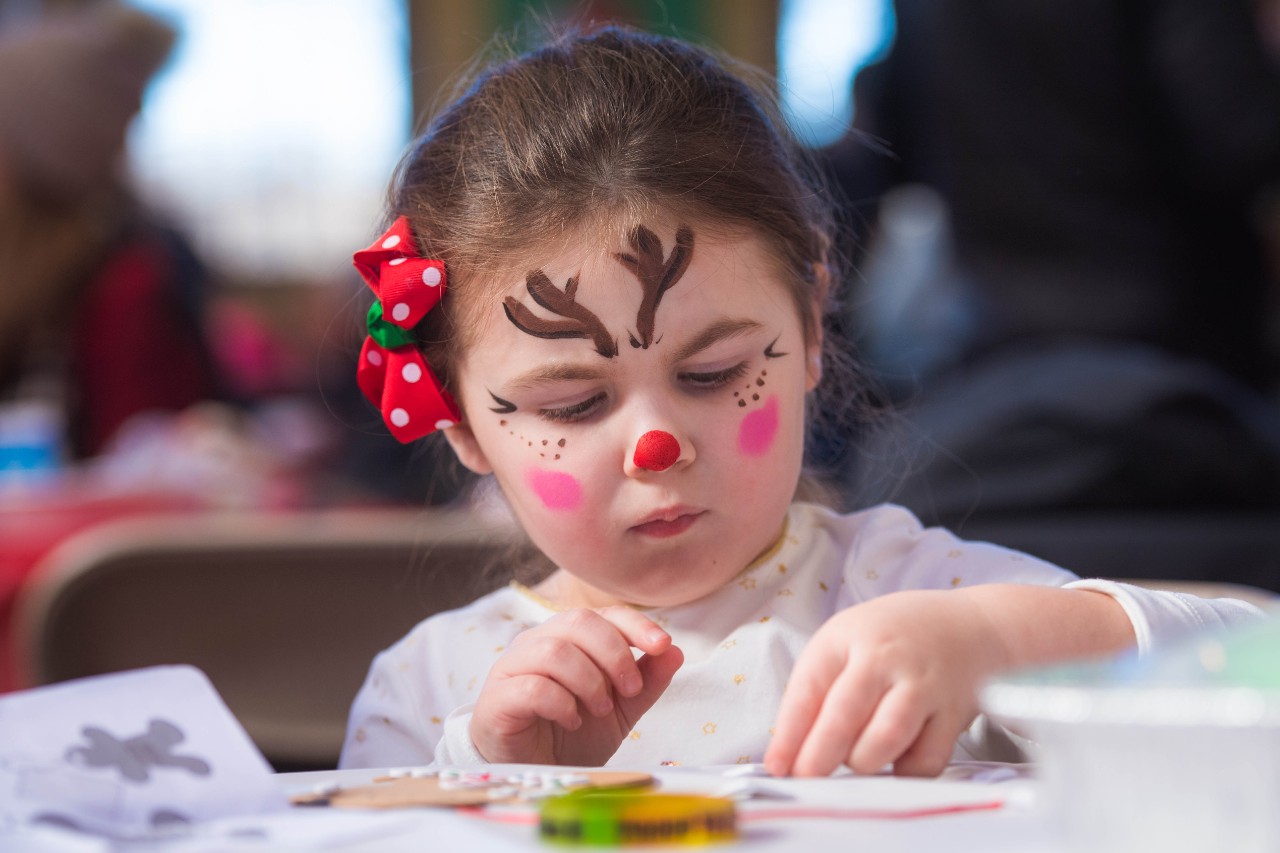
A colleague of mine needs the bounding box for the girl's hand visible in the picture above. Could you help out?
[764,589,1008,778]
[470,606,684,765]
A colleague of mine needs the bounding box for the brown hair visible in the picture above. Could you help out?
[394,25,838,379]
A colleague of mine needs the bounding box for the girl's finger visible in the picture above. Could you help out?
[891,714,963,778]
[591,605,672,656]
[764,643,851,777]
[537,607,669,699]
[488,673,583,733]
[614,644,684,724]
[497,635,616,717]
[788,663,888,777]
[847,684,928,775]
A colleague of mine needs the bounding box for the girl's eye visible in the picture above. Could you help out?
[538,392,607,423]
[680,361,749,389]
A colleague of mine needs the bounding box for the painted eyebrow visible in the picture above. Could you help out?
[667,318,763,365]
[502,362,609,394]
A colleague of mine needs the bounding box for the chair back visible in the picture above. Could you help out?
[14,508,519,770]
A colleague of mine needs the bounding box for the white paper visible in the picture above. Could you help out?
[0,665,287,839]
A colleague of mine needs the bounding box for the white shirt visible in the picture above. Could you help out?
[340,502,1262,769]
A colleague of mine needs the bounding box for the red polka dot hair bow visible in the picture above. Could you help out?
[353,216,461,442]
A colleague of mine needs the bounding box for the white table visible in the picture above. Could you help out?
[273,763,1061,852]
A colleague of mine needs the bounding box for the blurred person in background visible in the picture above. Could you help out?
[827,0,1280,526]
[0,1,222,464]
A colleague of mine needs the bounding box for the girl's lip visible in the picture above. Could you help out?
[630,508,706,538]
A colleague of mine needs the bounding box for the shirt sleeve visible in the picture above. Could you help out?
[837,503,1077,605]
[435,705,487,765]
[1064,578,1267,655]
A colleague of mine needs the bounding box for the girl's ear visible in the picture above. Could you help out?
[441,422,493,475]
[805,262,827,392]
[805,333,823,392]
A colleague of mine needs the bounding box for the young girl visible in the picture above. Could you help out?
[340,26,1262,777]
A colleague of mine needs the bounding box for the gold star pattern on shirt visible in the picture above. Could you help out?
[721,638,738,650]
[703,722,717,735]
[738,576,757,590]
[431,716,442,725]
[629,731,642,740]
[951,577,962,587]
[866,569,879,580]
[733,674,746,685]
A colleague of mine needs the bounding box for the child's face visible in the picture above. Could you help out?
[443,221,821,608]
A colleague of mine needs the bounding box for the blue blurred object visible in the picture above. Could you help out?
[0,401,64,483]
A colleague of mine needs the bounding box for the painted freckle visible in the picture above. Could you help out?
[500,420,507,427]
[752,393,760,401]
[738,400,747,408]
[557,438,566,447]
[756,378,764,386]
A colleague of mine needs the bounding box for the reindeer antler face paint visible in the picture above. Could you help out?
[502,225,694,357]
[616,225,694,349]
[503,271,618,357]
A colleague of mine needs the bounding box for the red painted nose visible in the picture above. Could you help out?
[633,430,681,472]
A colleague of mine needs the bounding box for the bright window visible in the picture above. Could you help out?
[777,0,894,147]
[126,0,411,280]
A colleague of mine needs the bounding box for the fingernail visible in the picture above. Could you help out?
[646,630,667,645]
[622,673,642,696]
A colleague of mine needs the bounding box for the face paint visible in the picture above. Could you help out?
[503,272,618,358]
[633,430,681,471]
[503,224,695,358]
[615,224,694,349]
[737,394,779,457]
[488,391,517,414]
[526,468,584,511]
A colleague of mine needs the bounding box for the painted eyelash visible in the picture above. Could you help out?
[538,392,607,423]
[680,361,750,389]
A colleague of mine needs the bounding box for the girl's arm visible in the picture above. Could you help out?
[764,584,1134,778]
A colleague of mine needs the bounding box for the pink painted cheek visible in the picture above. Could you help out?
[737,395,780,457]
[525,468,584,512]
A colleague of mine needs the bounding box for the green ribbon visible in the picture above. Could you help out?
[366,301,415,349]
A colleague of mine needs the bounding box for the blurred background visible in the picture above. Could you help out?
[1,0,1278,709]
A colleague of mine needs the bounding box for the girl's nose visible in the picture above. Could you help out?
[627,429,694,475]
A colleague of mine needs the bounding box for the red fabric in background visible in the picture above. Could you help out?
[68,224,221,458]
